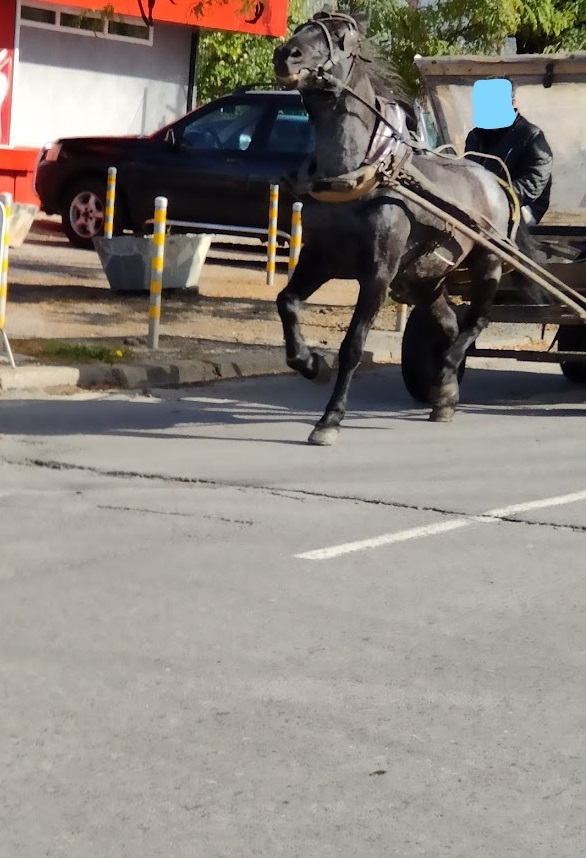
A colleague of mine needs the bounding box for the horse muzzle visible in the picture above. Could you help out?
[275,72,301,89]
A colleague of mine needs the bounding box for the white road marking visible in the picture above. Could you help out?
[295,489,586,561]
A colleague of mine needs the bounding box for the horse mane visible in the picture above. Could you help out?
[359,43,409,102]
[311,8,416,129]
[357,40,417,131]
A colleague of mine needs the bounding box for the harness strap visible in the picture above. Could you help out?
[293,11,365,82]
[365,99,408,165]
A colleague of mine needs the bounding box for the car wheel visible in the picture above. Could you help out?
[61,178,108,249]
[401,306,466,403]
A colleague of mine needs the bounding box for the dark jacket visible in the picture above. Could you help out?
[465,113,553,223]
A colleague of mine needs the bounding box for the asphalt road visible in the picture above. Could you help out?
[1,360,585,858]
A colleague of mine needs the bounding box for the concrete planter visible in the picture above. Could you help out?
[93,233,212,293]
[8,203,39,248]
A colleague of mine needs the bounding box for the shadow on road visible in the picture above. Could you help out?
[0,365,584,444]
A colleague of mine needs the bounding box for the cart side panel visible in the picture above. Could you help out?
[416,54,586,225]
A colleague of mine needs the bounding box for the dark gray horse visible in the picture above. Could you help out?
[273,10,538,445]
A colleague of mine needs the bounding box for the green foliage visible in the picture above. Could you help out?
[196,0,306,103]
[194,0,585,103]
[38,341,132,364]
[348,0,586,96]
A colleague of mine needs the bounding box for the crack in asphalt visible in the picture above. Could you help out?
[14,456,586,535]
[97,504,254,524]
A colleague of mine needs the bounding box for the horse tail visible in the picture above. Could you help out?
[510,219,556,305]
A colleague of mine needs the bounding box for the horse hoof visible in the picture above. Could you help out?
[429,407,455,423]
[308,426,339,446]
[311,354,332,384]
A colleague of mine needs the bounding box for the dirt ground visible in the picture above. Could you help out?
[6,216,400,360]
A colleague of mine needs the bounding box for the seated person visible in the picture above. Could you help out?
[465,78,553,225]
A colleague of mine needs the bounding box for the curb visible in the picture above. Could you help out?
[0,328,546,394]
[0,350,377,393]
[0,354,286,392]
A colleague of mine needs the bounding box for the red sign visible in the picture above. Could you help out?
[0,2,16,145]
[32,0,289,37]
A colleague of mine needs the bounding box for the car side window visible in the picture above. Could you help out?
[266,107,315,155]
[181,102,265,152]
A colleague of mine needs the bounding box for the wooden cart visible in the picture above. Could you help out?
[400,52,586,401]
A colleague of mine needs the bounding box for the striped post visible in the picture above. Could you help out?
[288,201,303,281]
[0,192,11,331]
[147,196,168,350]
[0,193,15,369]
[266,183,279,286]
[104,166,117,239]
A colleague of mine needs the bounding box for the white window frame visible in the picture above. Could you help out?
[19,1,154,46]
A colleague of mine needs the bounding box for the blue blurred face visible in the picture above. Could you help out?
[472,79,516,129]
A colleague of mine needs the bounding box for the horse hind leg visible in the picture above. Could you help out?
[430,250,502,422]
[276,247,332,383]
[424,292,460,422]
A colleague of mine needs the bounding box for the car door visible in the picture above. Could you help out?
[246,98,316,232]
[127,97,268,229]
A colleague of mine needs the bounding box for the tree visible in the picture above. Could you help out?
[196,0,307,102]
[155,0,586,103]
[349,1,586,95]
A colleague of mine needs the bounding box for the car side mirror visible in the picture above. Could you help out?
[164,128,178,151]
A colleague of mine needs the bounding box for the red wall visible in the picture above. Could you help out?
[0,0,17,145]
[0,148,40,205]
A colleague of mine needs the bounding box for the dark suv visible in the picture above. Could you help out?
[34,88,314,249]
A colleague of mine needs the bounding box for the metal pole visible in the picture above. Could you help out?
[288,201,303,281]
[103,167,117,239]
[266,183,279,286]
[395,303,408,333]
[0,193,16,369]
[147,196,167,350]
[187,27,201,111]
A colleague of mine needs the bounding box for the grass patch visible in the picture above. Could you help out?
[11,339,134,364]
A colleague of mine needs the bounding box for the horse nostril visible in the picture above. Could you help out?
[289,47,302,60]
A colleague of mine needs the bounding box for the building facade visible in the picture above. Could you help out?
[0,0,288,203]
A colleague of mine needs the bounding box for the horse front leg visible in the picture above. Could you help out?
[308,274,389,446]
[276,247,331,382]
[430,250,502,422]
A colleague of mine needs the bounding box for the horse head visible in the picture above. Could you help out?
[273,10,370,93]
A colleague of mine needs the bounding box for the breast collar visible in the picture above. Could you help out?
[364,98,408,166]
[284,101,412,204]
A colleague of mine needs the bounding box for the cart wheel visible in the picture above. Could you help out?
[558,324,586,383]
[401,306,466,403]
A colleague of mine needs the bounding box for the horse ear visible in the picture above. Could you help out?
[353,10,370,36]
[340,26,360,54]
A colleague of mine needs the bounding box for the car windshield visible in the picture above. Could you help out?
[181,102,265,151]
[267,108,315,154]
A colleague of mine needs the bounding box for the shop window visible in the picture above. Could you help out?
[21,6,56,24]
[20,3,153,45]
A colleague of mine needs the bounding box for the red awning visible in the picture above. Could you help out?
[30,0,289,37]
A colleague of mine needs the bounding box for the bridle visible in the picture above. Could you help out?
[290,12,410,154]
[292,11,365,87]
